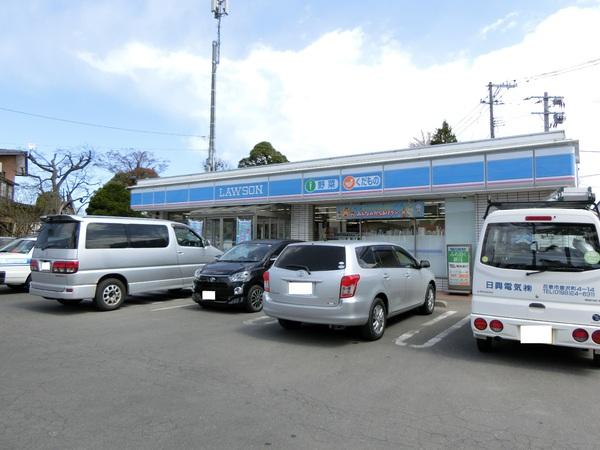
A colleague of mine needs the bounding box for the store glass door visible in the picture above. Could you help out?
[223,218,235,250]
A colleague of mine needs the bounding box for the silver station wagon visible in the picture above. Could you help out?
[263,241,436,340]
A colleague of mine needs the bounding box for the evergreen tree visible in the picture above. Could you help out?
[430,120,457,145]
[238,142,288,168]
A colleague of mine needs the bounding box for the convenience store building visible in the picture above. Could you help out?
[130,131,579,290]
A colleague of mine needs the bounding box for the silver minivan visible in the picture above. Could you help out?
[263,241,436,340]
[29,215,222,310]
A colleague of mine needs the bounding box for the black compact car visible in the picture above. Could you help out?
[192,239,300,312]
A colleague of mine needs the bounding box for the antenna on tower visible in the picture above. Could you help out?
[206,0,229,172]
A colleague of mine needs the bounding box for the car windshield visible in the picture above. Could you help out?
[219,242,273,262]
[481,222,600,271]
[0,239,35,254]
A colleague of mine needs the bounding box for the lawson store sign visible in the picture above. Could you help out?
[131,148,577,209]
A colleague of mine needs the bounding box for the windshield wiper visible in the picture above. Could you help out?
[283,264,311,274]
[526,267,585,276]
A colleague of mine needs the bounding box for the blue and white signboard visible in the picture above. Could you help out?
[215,181,268,201]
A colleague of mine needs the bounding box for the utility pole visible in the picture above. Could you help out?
[480,81,517,138]
[207,0,229,172]
[525,92,565,132]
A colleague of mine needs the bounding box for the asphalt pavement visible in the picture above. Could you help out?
[1,287,599,449]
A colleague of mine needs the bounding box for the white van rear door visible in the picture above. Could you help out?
[474,214,600,326]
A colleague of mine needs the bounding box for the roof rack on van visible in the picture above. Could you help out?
[484,187,599,219]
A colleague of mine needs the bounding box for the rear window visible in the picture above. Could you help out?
[481,222,600,272]
[36,222,79,250]
[127,224,169,248]
[275,245,346,271]
[86,223,128,249]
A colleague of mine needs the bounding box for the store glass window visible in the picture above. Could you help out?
[314,201,446,278]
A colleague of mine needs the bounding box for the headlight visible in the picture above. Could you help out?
[229,271,251,282]
[194,268,204,279]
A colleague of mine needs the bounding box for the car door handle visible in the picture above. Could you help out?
[177,251,184,255]
[404,273,411,278]
[529,302,545,309]
[383,273,391,280]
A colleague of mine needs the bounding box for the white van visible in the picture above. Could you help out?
[471,189,600,365]
[30,215,222,310]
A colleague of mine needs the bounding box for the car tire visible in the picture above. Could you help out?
[278,318,302,330]
[476,337,493,352]
[418,283,436,315]
[23,275,31,292]
[94,278,126,311]
[57,299,83,306]
[6,284,23,291]
[593,350,600,368]
[359,298,387,341]
[244,285,264,313]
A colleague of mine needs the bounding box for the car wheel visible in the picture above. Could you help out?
[360,298,386,341]
[94,278,126,311]
[57,299,83,306]
[418,283,436,315]
[23,275,32,292]
[278,319,302,330]
[593,350,600,368]
[476,337,493,352]
[244,285,264,313]
[6,284,23,291]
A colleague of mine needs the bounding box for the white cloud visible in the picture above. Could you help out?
[79,5,600,191]
[479,11,519,39]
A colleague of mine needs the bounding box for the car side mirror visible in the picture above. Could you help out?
[419,260,430,269]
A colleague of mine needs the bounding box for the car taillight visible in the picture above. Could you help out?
[52,261,79,274]
[489,320,504,332]
[263,271,270,292]
[592,330,600,345]
[339,274,360,299]
[525,215,553,221]
[30,260,39,271]
[572,328,589,343]
[473,318,487,330]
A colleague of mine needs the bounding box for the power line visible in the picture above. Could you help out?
[0,106,207,139]
[520,57,600,83]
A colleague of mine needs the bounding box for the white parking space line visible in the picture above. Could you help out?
[151,303,196,312]
[410,316,471,349]
[394,311,457,346]
[421,310,457,326]
[243,316,278,326]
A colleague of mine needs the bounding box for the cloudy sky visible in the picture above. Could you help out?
[1,0,600,191]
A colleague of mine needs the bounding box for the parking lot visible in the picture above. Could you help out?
[1,287,599,450]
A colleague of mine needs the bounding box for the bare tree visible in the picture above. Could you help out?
[204,157,231,172]
[408,130,432,148]
[99,149,168,178]
[27,147,97,215]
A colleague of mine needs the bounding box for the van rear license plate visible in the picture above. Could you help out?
[202,291,216,300]
[40,262,51,272]
[520,325,552,344]
[288,282,312,295]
